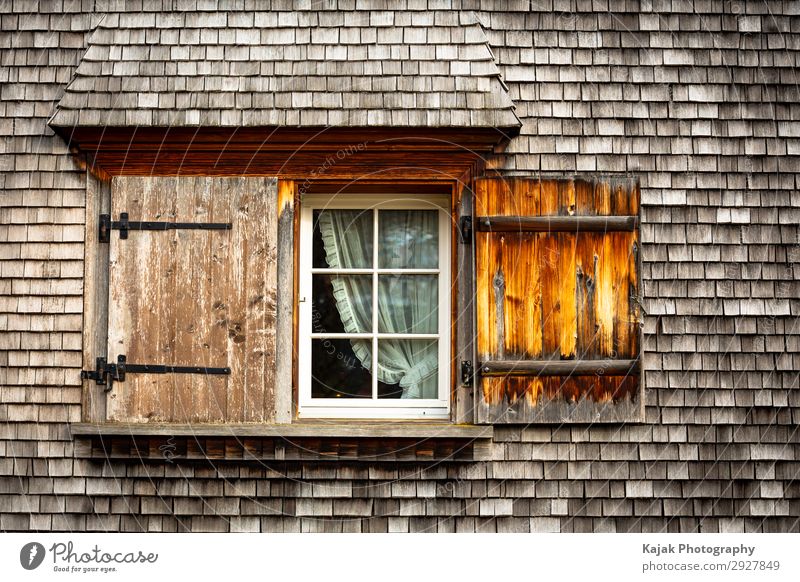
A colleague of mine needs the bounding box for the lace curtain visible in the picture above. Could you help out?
[318,209,438,399]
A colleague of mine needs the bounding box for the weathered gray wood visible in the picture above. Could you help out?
[476,395,644,424]
[70,422,493,439]
[238,176,277,422]
[481,358,640,376]
[454,181,475,424]
[106,177,277,423]
[274,179,295,423]
[476,215,638,232]
[492,267,505,360]
[81,172,111,422]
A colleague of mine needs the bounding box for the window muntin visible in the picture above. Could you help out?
[298,194,451,419]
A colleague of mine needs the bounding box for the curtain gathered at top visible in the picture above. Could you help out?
[317,209,439,399]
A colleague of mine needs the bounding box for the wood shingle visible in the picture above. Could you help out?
[49,7,520,130]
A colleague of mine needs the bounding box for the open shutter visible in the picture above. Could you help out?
[103,176,276,423]
[474,177,642,423]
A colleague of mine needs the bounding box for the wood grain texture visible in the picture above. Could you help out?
[454,180,475,424]
[105,176,277,423]
[70,422,492,439]
[275,179,295,422]
[59,127,497,179]
[81,172,111,422]
[474,177,642,424]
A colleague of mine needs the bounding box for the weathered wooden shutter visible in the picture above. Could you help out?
[104,176,276,423]
[474,177,642,423]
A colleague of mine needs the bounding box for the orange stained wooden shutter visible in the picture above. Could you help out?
[105,176,277,423]
[474,177,642,423]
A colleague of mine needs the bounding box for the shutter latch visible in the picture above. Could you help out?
[460,360,474,386]
[82,355,231,391]
[99,213,232,243]
[459,216,472,244]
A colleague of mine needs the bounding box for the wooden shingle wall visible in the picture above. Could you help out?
[0,5,96,531]
[1,0,799,533]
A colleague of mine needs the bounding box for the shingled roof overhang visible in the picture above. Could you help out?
[50,10,520,180]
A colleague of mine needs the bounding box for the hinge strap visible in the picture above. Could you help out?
[82,355,230,391]
[99,213,232,242]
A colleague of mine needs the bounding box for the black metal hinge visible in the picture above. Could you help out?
[82,355,231,391]
[99,213,232,243]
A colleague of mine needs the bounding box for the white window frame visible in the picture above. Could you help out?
[298,193,451,420]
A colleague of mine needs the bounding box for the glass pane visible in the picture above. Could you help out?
[312,275,372,334]
[378,210,438,269]
[311,339,372,399]
[378,275,438,334]
[313,209,373,269]
[377,339,438,399]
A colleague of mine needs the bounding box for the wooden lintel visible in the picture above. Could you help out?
[480,359,640,376]
[52,126,503,178]
[55,125,513,148]
[476,215,638,233]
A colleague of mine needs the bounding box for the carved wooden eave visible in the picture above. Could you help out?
[52,125,519,180]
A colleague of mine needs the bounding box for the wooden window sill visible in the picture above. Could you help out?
[70,422,493,462]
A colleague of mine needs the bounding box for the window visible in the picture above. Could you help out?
[298,194,451,419]
[79,174,638,434]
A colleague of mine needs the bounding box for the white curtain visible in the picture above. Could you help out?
[318,210,438,399]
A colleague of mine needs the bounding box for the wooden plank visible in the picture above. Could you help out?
[240,177,276,422]
[81,172,111,422]
[190,177,214,422]
[209,178,233,421]
[503,233,542,360]
[153,177,179,421]
[454,180,474,424]
[70,422,494,440]
[136,176,177,421]
[480,358,640,376]
[171,177,198,422]
[475,215,638,232]
[275,179,295,423]
[219,177,244,422]
[557,230,578,359]
[106,176,147,420]
[304,181,452,195]
[538,231,560,359]
[86,161,473,181]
